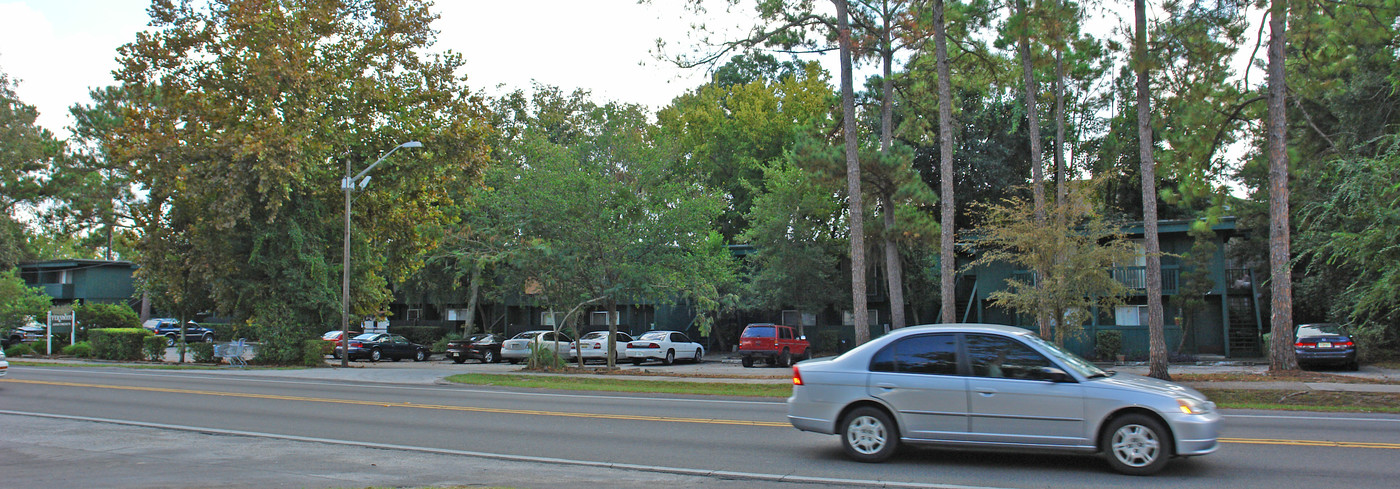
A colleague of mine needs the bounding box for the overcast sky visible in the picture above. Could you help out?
[0,0,747,137]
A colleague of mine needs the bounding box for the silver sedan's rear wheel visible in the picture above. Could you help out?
[1102,414,1170,475]
[840,406,897,463]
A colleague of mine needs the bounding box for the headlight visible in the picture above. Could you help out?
[1177,398,1214,415]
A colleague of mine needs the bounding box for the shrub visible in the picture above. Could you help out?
[205,323,258,342]
[5,343,35,357]
[250,322,312,365]
[74,302,140,329]
[62,341,94,358]
[301,340,326,367]
[391,325,449,346]
[143,335,168,361]
[528,341,567,370]
[431,332,462,353]
[90,328,153,361]
[187,342,216,363]
[1095,330,1123,361]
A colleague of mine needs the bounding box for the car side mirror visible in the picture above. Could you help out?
[1040,367,1075,383]
[799,335,807,341]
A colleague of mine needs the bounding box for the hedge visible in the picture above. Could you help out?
[391,325,450,346]
[91,328,153,361]
[204,322,259,342]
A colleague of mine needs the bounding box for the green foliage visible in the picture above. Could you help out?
[1174,224,1218,352]
[392,325,448,347]
[204,323,257,342]
[74,302,139,329]
[0,267,51,329]
[0,70,64,269]
[431,332,462,353]
[1096,330,1124,361]
[89,328,152,361]
[5,342,34,357]
[969,183,1137,345]
[527,341,567,370]
[113,0,492,343]
[300,340,326,367]
[143,335,167,362]
[741,161,847,313]
[188,341,216,363]
[62,341,94,358]
[250,320,312,366]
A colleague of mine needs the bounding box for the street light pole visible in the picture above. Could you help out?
[340,141,423,368]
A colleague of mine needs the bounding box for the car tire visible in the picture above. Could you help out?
[778,349,791,368]
[632,358,644,366]
[165,335,176,347]
[742,356,754,368]
[1348,361,1360,371]
[693,348,703,363]
[332,350,341,359]
[508,358,518,365]
[203,334,214,343]
[1102,413,1171,475]
[452,357,465,364]
[482,351,496,364]
[369,348,382,362]
[414,350,426,362]
[663,350,675,365]
[841,406,898,463]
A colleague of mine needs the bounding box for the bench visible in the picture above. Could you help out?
[214,338,247,368]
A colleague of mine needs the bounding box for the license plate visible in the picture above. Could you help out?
[1319,342,1332,348]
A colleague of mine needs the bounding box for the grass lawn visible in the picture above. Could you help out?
[1199,388,1400,413]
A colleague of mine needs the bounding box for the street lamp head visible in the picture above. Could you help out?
[400,141,423,149]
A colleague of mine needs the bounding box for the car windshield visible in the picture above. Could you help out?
[1297,323,1345,336]
[1019,333,1109,379]
[742,326,775,338]
[638,331,669,341]
[513,331,544,340]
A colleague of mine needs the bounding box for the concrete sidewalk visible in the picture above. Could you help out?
[12,349,1400,393]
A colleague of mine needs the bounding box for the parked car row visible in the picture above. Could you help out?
[332,333,431,362]
[440,329,705,366]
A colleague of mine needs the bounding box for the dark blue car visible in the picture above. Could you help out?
[1294,323,1358,371]
[143,318,215,346]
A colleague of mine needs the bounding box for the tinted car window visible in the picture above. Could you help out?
[743,326,775,338]
[966,334,1052,380]
[869,334,958,375]
[779,327,792,340]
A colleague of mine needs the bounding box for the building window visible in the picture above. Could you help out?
[406,309,422,321]
[590,311,618,326]
[541,311,564,327]
[1115,305,1150,326]
[842,310,879,326]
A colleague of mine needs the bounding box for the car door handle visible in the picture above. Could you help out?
[876,383,897,390]
[975,388,997,396]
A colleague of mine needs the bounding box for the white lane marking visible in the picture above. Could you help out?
[9,366,786,405]
[0,409,1012,489]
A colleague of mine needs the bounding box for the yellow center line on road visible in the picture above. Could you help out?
[2,379,791,427]
[9,379,1400,449]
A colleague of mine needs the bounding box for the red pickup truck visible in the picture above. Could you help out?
[738,323,810,368]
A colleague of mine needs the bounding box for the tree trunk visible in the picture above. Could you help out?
[462,263,482,337]
[836,0,870,344]
[1054,49,1066,207]
[1267,1,1298,372]
[878,10,905,330]
[935,0,957,324]
[1136,0,1170,380]
[608,300,620,369]
[1017,0,1049,336]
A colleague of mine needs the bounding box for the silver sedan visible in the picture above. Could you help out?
[786,323,1219,475]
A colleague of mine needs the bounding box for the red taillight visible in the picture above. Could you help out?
[1295,342,1314,348]
[349,341,362,348]
[792,366,803,386]
[1336,341,1354,347]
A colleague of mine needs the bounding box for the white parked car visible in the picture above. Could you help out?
[500,330,573,365]
[568,331,633,363]
[0,347,8,378]
[625,330,703,366]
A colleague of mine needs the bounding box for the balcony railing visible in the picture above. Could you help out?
[1011,267,1180,295]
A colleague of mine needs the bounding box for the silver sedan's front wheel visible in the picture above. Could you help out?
[840,406,897,463]
[1103,414,1170,475]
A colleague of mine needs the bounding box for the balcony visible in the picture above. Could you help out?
[1011,267,1180,295]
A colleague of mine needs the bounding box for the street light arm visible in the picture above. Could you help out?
[352,142,415,182]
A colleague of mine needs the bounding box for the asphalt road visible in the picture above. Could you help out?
[3,365,1399,489]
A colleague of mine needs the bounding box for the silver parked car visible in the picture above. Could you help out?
[787,324,1219,475]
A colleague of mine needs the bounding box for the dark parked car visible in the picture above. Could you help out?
[4,324,46,346]
[446,333,504,364]
[143,319,215,346]
[1294,323,1358,370]
[335,333,431,362]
